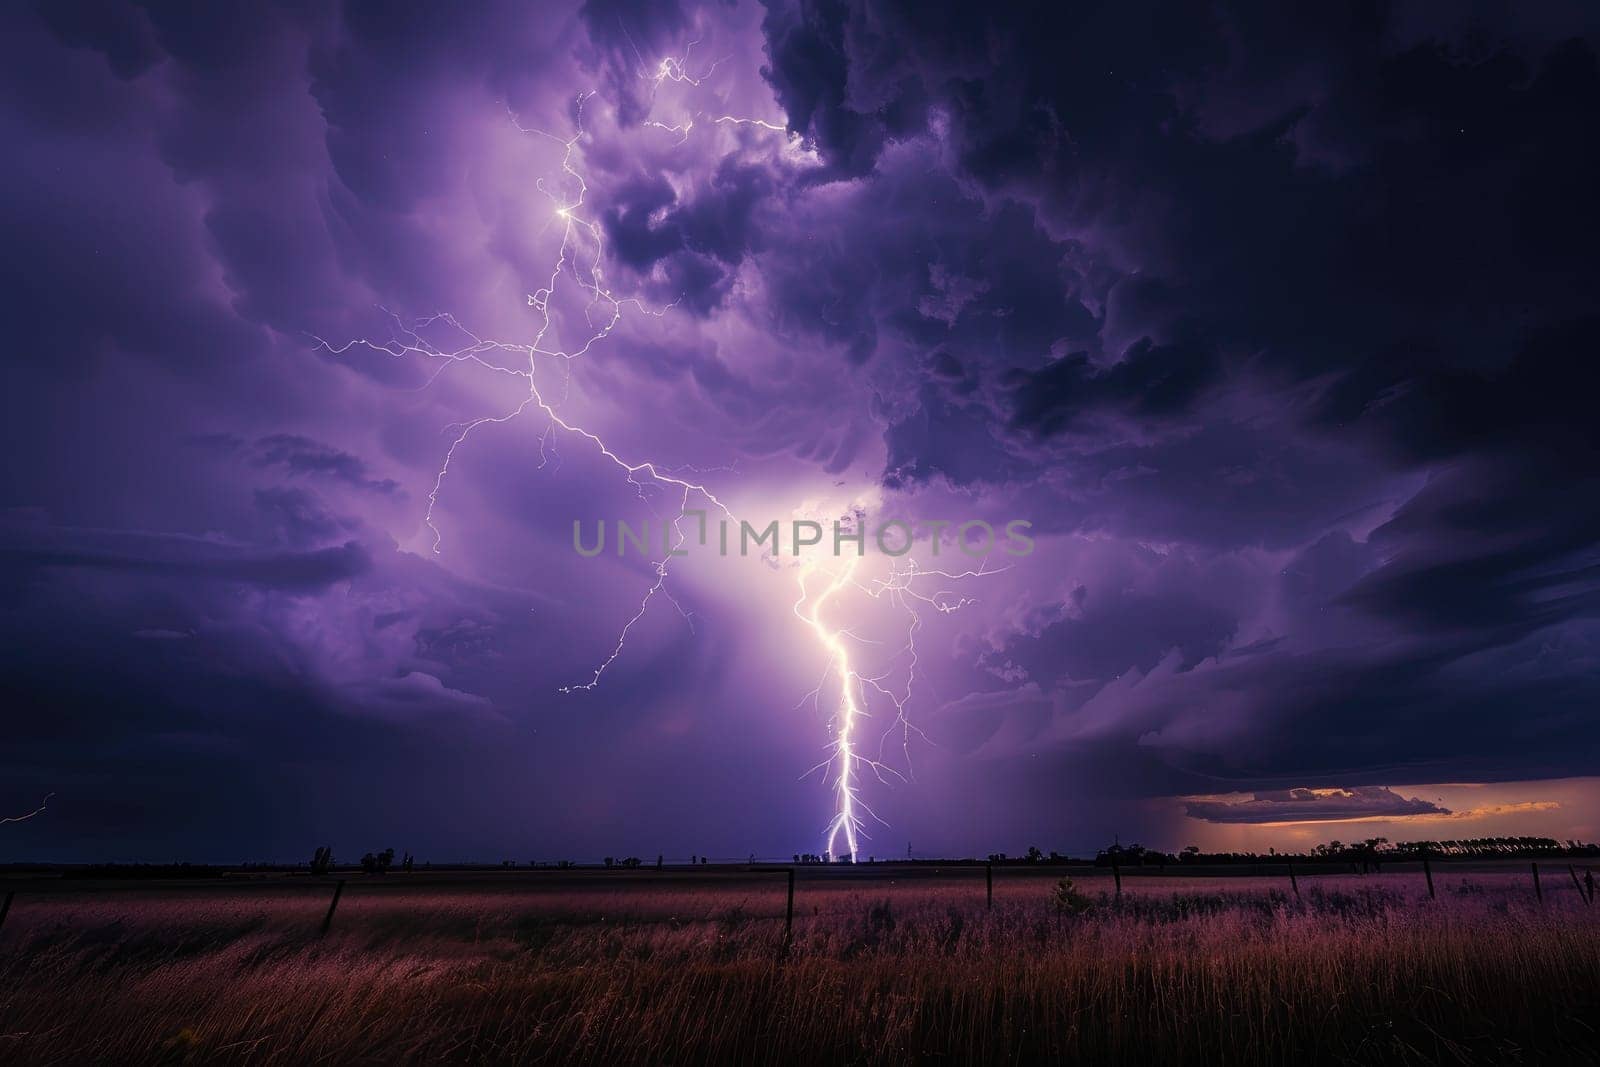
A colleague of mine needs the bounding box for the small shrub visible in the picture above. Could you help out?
[941,908,966,953]
[1052,876,1093,916]
[865,898,896,940]
[716,903,748,934]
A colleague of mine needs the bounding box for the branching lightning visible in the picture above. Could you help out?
[794,556,869,858]
[318,59,987,858]
[2,792,54,826]
[316,90,735,699]
[632,39,796,145]
[795,554,998,859]
[713,116,787,132]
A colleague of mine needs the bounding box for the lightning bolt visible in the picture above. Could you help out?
[627,37,794,146]
[712,116,787,133]
[795,556,869,859]
[315,89,739,700]
[317,58,988,858]
[2,792,53,826]
[794,551,998,860]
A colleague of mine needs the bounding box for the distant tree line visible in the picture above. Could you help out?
[307,846,415,875]
[969,836,1599,869]
[46,833,1596,878]
[1091,836,1600,869]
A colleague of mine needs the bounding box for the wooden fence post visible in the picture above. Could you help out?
[985,862,993,910]
[0,890,12,934]
[785,868,795,943]
[1287,862,1300,901]
[1422,855,1435,900]
[1531,862,1543,904]
[320,879,346,937]
[1112,863,1122,898]
[1570,865,1594,906]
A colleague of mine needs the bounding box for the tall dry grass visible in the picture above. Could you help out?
[0,870,1595,1064]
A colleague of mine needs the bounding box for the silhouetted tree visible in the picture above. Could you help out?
[360,848,395,874]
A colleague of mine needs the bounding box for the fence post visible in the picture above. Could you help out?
[1570,865,1594,906]
[0,890,12,934]
[320,879,346,937]
[1422,855,1435,900]
[1287,862,1300,901]
[1112,863,1122,898]
[986,862,993,910]
[785,868,795,943]
[1531,861,1543,904]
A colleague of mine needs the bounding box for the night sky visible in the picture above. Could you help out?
[4,1,1599,864]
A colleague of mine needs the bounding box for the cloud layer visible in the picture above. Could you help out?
[2,0,1598,860]
[1184,787,1449,826]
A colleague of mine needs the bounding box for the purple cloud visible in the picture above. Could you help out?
[1184,787,1450,825]
[3,1,1599,862]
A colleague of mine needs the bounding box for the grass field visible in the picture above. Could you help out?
[2,864,1597,1064]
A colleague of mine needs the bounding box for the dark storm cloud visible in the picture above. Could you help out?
[600,176,734,314]
[5,0,1600,863]
[0,514,371,591]
[605,174,685,268]
[757,163,1094,369]
[794,24,1568,378]
[192,432,401,494]
[1339,458,1600,638]
[249,434,402,494]
[1,0,700,861]
[998,566,1239,683]
[2,539,371,593]
[34,0,161,79]
[675,159,775,262]
[600,157,777,313]
[759,0,1600,467]
[1184,786,1449,825]
[759,0,927,180]
[765,1,1600,350]
[252,488,355,548]
[579,0,690,125]
[747,0,1600,801]
[1007,620,1600,789]
[1005,336,1221,437]
[881,387,1028,490]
